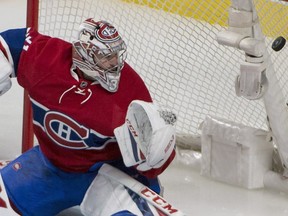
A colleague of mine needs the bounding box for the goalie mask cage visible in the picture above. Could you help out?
[24,0,288,152]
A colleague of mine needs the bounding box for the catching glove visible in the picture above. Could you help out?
[114,100,176,172]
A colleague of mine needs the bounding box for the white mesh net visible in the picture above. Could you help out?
[37,0,288,144]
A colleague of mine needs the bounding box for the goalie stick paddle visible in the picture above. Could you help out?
[98,164,187,216]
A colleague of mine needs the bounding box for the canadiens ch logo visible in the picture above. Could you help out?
[31,98,114,150]
[44,111,90,149]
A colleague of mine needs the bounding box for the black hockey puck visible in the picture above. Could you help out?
[272,36,286,51]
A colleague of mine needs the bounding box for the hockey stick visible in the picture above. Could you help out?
[98,164,186,216]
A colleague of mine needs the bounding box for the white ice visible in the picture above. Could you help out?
[1,0,288,216]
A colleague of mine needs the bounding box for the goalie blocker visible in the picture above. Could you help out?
[114,100,176,173]
[0,50,13,96]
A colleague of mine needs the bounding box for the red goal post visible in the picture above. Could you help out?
[22,0,39,153]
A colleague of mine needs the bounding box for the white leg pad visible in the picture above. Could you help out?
[80,166,159,216]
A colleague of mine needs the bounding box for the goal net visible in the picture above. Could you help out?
[27,0,288,152]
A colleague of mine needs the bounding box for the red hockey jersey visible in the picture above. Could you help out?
[0,28,174,177]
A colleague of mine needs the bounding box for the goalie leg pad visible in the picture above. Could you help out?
[80,164,161,216]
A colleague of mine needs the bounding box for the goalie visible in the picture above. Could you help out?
[0,18,176,215]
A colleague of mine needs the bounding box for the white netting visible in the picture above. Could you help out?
[37,0,288,141]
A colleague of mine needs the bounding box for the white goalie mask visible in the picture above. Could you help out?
[72,18,127,92]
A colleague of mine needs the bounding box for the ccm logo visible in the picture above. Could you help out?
[141,187,178,214]
[126,119,138,137]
